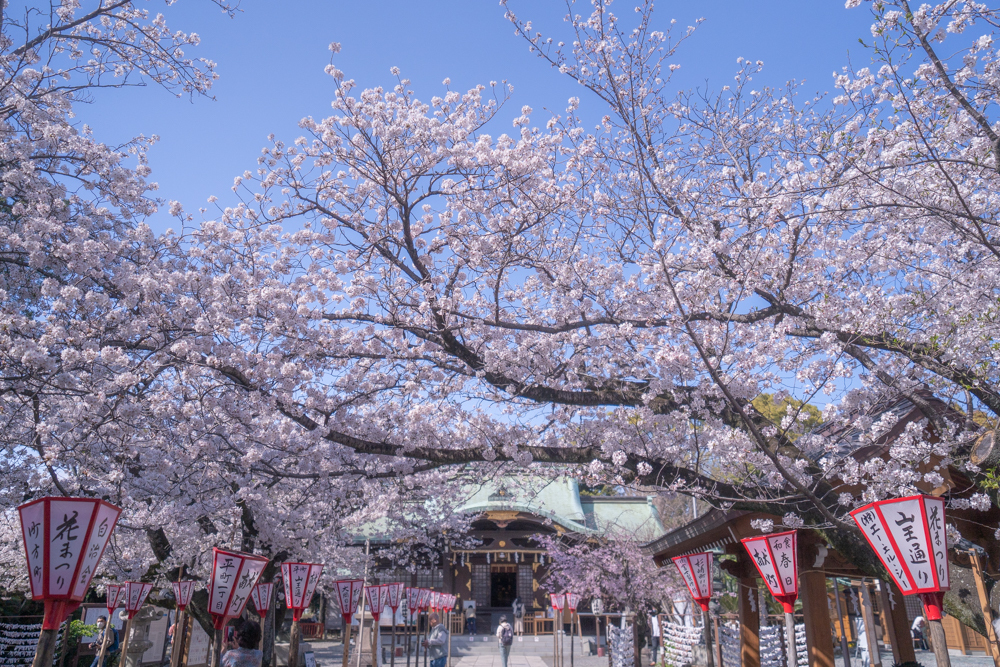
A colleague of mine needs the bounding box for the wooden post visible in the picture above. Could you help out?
[712,612,723,667]
[208,627,223,667]
[606,615,611,667]
[798,570,835,667]
[631,613,640,667]
[392,612,398,667]
[878,580,915,665]
[404,606,411,667]
[832,583,851,667]
[927,617,952,667]
[782,611,796,667]
[31,629,60,667]
[119,616,134,667]
[552,620,559,667]
[341,624,354,667]
[94,618,114,667]
[446,610,453,667]
[737,572,760,667]
[289,619,302,667]
[858,582,881,667]
[174,610,191,667]
[969,551,1000,665]
[702,608,716,667]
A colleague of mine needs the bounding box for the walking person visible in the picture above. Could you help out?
[496,615,514,667]
[650,613,660,666]
[464,603,477,635]
[422,613,449,667]
[88,616,119,667]
[512,598,524,636]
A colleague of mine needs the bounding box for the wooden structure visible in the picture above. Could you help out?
[643,395,1000,666]
[359,476,666,636]
[645,509,920,667]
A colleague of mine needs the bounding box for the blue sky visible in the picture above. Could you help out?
[75,0,876,227]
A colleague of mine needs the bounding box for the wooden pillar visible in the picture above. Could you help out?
[949,616,970,655]
[798,571,835,667]
[878,580,915,665]
[738,570,760,667]
[970,551,1000,665]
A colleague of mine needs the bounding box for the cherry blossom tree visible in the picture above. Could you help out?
[3,0,1000,642]
[537,530,677,615]
[171,0,1000,630]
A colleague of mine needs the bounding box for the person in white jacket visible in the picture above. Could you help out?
[422,613,449,667]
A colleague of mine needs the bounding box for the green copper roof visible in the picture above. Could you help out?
[458,475,665,539]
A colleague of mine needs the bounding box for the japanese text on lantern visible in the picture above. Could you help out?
[924,497,949,588]
[21,502,45,596]
[49,501,95,595]
[749,543,780,593]
[769,534,796,590]
[228,558,265,617]
[73,504,118,598]
[883,498,934,589]
[854,506,912,591]
[211,555,238,614]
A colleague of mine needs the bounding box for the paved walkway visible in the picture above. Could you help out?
[453,657,548,667]
[833,648,994,666]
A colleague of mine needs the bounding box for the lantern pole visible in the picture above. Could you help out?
[94,622,110,667]
[921,592,951,667]
[170,608,187,667]
[209,623,224,667]
[700,606,715,667]
[31,601,69,667]
[120,609,135,667]
[569,609,576,667]
[858,582,881,667]
[170,570,188,667]
[356,540,371,667]
[832,583,851,667]
[422,598,428,667]
[391,604,397,667]
[781,603,795,667]
[289,611,303,667]
[404,593,413,667]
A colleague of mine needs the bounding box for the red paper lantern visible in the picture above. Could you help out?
[550,593,565,612]
[741,530,798,613]
[207,548,269,629]
[172,581,196,613]
[405,586,418,618]
[672,552,714,612]
[18,497,122,629]
[105,584,126,616]
[281,562,324,623]
[418,588,431,612]
[386,582,404,613]
[335,579,364,625]
[850,494,950,619]
[251,582,274,617]
[365,584,383,622]
[122,582,154,620]
[565,592,580,613]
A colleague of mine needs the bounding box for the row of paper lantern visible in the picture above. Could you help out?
[15,496,328,632]
[672,494,950,620]
[330,580,460,626]
[94,557,319,629]
[548,592,581,613]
